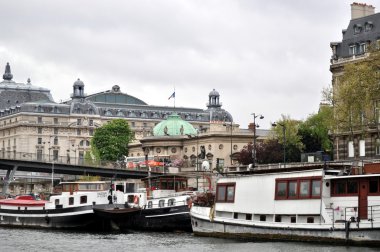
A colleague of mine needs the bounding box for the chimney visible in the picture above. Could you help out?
[351,2,375,19]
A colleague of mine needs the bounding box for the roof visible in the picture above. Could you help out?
[153,113,197,136]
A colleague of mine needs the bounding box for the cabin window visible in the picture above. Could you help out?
[311,180,321,197]
[55,199,60,205]
[307,217,314,223]
[291,216,296,223]
[275,215,282,222]
[299,180,310,198]
[369,179,379,193]
[80,196,87,204]
[233,213,238,219]
[331,179,359,196]
[260,215,266,221]
[276,182,287,198]
[216,183,236,203]
[168,199,175,206]
[159,200,165,207]
[275,177,322,200]
[148,201,153,208]
[127,195,134,203]
[246,214,252,220]
[69,197,74,205]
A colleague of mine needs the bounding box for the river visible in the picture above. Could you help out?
[0,228,377,252]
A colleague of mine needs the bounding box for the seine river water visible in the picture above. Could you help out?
[0,228,378,252]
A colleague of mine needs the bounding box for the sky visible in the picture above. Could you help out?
[0,0,375,129]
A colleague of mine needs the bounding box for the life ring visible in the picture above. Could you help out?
[134,195,140,205]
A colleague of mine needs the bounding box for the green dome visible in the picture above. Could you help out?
[153,113,197,136]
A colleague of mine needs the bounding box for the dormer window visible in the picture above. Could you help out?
[365,21,373,32]
[354,24,362,34]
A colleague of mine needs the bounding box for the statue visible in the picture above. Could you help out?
[180,125,184,135]
[164,126,169,135]
[200,145,206,159]
[3,62,13,81]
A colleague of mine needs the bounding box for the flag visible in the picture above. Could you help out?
[168,91,175,100]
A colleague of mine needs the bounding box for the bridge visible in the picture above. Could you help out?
[0,152,161,194]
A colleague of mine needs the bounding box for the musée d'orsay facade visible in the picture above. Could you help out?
[0,63,267,170]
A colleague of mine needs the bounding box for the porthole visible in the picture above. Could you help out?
[219,144,223,150]
[184,147,188,153]
[171,147,177,154]
[233,145,238,150]
[156,148,161,154]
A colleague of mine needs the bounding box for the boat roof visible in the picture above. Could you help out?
[0,199,48,206]
[326,174,380,180]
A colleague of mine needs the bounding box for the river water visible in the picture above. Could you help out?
[0,228,377,252]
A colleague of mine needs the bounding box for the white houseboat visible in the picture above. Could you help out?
[190,162,380,246]
[0,181,111,229]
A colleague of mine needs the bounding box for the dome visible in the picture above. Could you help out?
[209,89,219,97]
[73,78,84,87]
[153,113,197,136]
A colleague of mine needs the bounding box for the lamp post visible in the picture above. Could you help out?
[144,147,151,190]
[223,121,233,165]
[196,129,199,189]
[272,122,286,168]
[251,113,264,168]
[51,160,54,193]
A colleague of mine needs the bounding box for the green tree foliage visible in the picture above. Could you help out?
[272,115,304,162]
[91,119,133,161]
[298,106,333,153]
[333,46,380,133]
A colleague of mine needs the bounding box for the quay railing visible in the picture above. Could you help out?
[0,151,165,173]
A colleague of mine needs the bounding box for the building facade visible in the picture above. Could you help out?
[0,63,267,168]
[330,3,380,160]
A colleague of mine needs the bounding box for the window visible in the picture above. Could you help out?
[311,180,321,197]
[80,196,87,204]
[369,179,379,193]
[260,215,266,221]
[54,118,58,124]
[275,177,321,200]
[89,129,94,136]
[307,217,314,223]
[276,181,287,198]
[69,197,74,205]
[291,216,296,223]
[358,43,366,54]
[359,140,365,157]
[54,128,58,135]
[77,129,81,136]
[354,24,362,34]
[299,180,310,198]
[376,139,380,155]
[38,127,42,134]
[159,200,165,207]
[37,137,42,144]
[77,119,81,125]
[53,150,58,161]
[37,117,42,123]
[246,214,252,220]
[54,137,58,145]
[89,120,93,126]
[216,183,236,203]
[348,141,354,158]
[275,215,282,222]
[349,45,356,55]
[148,201,153,208]
[331,179,359,196]
[365,22,373,31]
[168,199,175,206]
[55,199,60,205]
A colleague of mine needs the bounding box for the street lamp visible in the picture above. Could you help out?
[272,122,286,168]
[144,147,151,190]
[51,160,55,193]
[251,113,264,168]
[223,121,233,165]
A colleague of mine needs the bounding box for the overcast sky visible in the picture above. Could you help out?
[0,0,374,128]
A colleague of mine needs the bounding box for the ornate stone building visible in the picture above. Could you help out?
[330,3,380,160]
[0,63,268,167]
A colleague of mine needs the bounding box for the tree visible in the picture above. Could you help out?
[332,45,380,133]
[256,139,283,164]
[91,119,133,161]
[298,106,333,153]
[237,143,253,165]
[272,115,304,162]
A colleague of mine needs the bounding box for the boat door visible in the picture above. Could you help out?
[358,179,369,219]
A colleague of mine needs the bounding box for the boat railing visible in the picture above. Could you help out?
[325,205,380,229]
[142,198,190,209]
